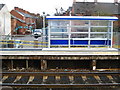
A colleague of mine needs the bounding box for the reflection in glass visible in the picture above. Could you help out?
[71,34,88,38]
[71,27,88,32]
[90,34,108,38]
[51,33,68,38]
[91,20,110,26]
[91,27,108,32]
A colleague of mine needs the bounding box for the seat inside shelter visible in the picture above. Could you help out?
[46,16,118,48]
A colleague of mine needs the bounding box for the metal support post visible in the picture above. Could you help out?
[48,25,51,48]
[68,20,71,48]
[111,21,113,48]
[43,12,45,48]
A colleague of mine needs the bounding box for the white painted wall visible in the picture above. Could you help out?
[0,4,11,36]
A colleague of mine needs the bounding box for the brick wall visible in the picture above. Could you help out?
[11,7,38,35]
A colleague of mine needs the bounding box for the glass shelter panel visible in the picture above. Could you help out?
[50,20,69,27]
[71,34,88,38]
[50,33,68,38]
[91,20,110,26]
[71,27,88,32]
[91,27,108,32]
[71,20,89,26]
[50,27,68,32]
[90,34,108,38]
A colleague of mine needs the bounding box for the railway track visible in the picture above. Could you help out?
[1,71,120,88]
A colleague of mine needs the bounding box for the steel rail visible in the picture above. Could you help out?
[2,71,120,76]
[2,83,120,88]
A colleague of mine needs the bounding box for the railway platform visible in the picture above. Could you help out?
[0,48,119,55]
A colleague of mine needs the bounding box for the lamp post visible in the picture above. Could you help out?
[43,12,45,31]
[42,12,46,48]
[3,12,5,36]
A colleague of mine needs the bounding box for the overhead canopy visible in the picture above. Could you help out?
[46,16,118,21]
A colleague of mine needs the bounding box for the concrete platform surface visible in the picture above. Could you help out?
[0,48,119,55]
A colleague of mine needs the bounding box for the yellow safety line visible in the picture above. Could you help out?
[0,41,120,48]
[0,40,48,44]
[0,42,109,48]
[0,42,47,47]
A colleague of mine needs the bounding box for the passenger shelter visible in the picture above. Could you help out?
[46,16,118,48]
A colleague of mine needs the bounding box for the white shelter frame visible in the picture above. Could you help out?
[46,16,118,48]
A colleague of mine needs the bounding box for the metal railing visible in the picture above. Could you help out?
[0,33,119,49]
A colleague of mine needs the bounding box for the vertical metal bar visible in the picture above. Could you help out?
[88,20,91,48]
[43,13,45,48]
[69,11,72,48]
[111,21,113,48]
[107,21,110,48]
[68,15,72,48]
[68,23,71,48]
[48,21,51,48]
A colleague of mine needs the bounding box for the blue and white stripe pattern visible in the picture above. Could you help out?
[46,16,118,21]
